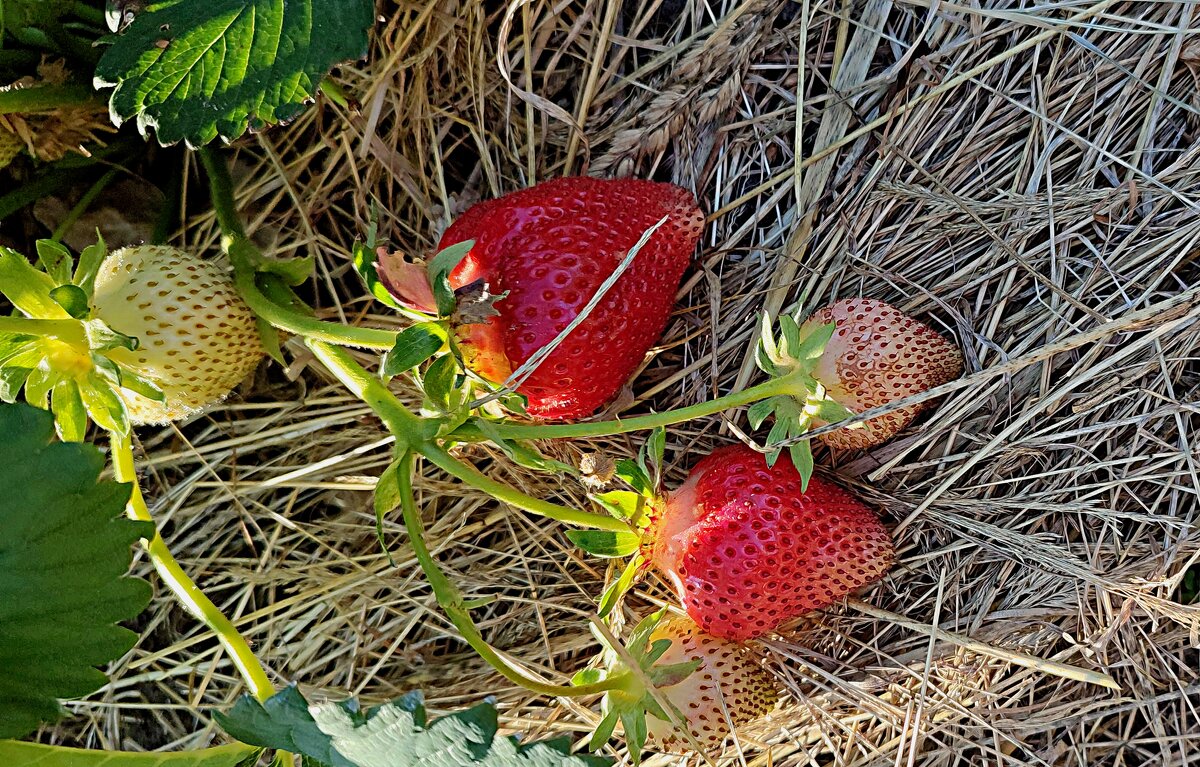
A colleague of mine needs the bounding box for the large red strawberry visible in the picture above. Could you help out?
[435,177,703,419]
[641,443,894,641]
[802,298,962,449]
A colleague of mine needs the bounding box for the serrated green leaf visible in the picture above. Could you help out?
[36,239,74,285]
[0,741,260,767]
[382,323,446,378]
[421,353,460,411]
[566,529,640,558]
[50,284,91,319]
[94,0,376,146]
[219,685,612,767]
[789,439,815,492]
[0,403,152,739]
[0,247,68,319]
[52,378,88,442]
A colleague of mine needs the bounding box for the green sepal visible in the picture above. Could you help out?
[382,322,446,378]
[256,317,285,365]
[51,378,88,442]
[0,248,68,319]
[257,255,314,286]
[73,234,109,298]
[474,419,574,474]
[778,314,802,358]
[615,458,652,495]
[49,285,90,319]
[789,439,815,492]
[813,396,857,424]
[85,318,138,352]
[23,367,55,409]
[0,336,45,369]
[421,353,461,411]
[0,367,32,403]
[792,320,835,361]
[639,427,666,489]
[598,554,643,619]
[590,490,644,521]
[620,709,648,761]
[426,240,473,318]
[572,668,605,687]
[589,709,621,753]
[35,240,73,286]
[79,370,130,436]
[566,529,641,558]
[114,366,166,404]
[352,221,406,312]
[648,659,703,688]
[373,456,403,566]
[747,397,776,430]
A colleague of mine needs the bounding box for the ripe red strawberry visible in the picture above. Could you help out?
[802,298,962,449]
[641,443,894,641]
[643,616,778,753]
[436,177,703,419]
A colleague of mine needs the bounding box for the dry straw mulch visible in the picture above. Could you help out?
[43,1,1200,764]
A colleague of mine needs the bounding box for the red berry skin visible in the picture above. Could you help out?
[643,444,894,642]
[803,298,963,449]
[438,177,703,420]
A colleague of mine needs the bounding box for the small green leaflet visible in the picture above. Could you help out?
[217,685,612,767]
[0,403,152,739]
[94,0,376,146]
[50,284,90,319]
[382,323,446,378]
[73,234,109,298]
[0,741,260,767]
[566,529,641,558]
[589,490,643,521]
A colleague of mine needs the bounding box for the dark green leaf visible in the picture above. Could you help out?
[566,529,640,559]
[0,741,259,767]
[50,284,90,319]
[382,323,446,378]
[218,686,612,767]
[36,239,74,285]
[94,0,376,146]
[0,403,152,739]
[51,378,88,442]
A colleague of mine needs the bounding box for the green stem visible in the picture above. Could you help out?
[52,167,119,243]
[457,375,798,441]
[306,340,630,532]
[0,82,99,114]
[397,451,621,698]
[197,147,398,350]
[109,433,280,700]
[422,441,633,533]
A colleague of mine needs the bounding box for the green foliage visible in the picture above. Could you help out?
[0,403,152,739]
[383,323,446,378]
[217,685,612,767]
[94,0,375,146]
[566,530,641,559]
[0,740,260,767]
[1179,565,1199,605]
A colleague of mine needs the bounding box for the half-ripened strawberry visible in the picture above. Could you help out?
[641,443,894,641]
[801,297,963,449]
[427,177,704,420]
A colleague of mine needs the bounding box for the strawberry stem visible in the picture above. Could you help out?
[198,148,398,350]
[455,372,804,441]
[396,450,625,698]
[305,340,632,532]
[110,430,295,767]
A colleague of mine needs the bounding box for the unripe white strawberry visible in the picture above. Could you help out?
[645,616,778,753]
[90,245,264,424]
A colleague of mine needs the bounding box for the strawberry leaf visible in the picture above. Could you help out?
[0,403,152,738]
[382,323,446,378]
[94,0,375,146]
[566,529,641,558]
[218,685,612,766]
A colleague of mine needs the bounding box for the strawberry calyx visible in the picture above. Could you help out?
[580,609,705,762]
[750,312,862,488]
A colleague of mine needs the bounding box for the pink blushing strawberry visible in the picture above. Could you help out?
[802,298,962,449]
[642,443,894,642]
